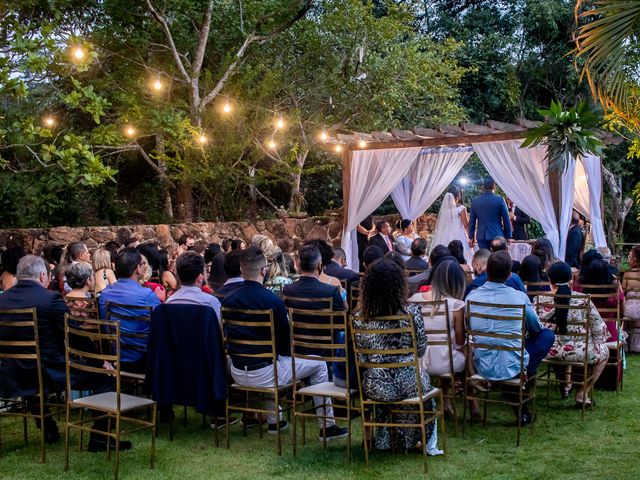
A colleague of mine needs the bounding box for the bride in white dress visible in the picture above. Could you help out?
[429,189,473,265]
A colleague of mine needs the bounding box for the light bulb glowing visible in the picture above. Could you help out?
[152,79,163,91]
[275,117,285,130]
[358,140,367,148]
[197,134,208,145]
[223,101,232,113]
[459,177,469,186]
[319,131,328,141]
[335,145,343,153]
[124,125,136,138]
[73,46,85,60]
[267,139,277,150]
[43,116,56,127]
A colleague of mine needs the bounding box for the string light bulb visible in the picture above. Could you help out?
[43,116,56,127]
[358,140,367,148]
[197,134,208,145]
[152,78,163,91]
[319,131,328,141]
[267,139,277,150]
[223,100,232,113]
[124,125,136,138]
[335,144,343,153]
[72,46,86,61]
[275,117,285,130]
[459,177,469,186]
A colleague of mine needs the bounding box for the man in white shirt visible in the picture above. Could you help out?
[166,251,221,324]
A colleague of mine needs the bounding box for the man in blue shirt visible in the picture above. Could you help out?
[466,251,554,424]
[99,248,161,372]
[465,249,525,298]
[223,246,347,441]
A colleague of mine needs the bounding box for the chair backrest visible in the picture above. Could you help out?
[283,295,334,311]
[339,278,348,292]
[105,301,153,357]
[221,307,278,379]
[349,284,360,312]
[406,269,425,278]
[350,313,425,401]
[289,307,349,383]
[413,300,455,377]
[579,282,621,319]
[0,308,44,397]
[525,281,550,293]
[64,314,122,406]
[465,300,527,380]
[64,295,99,319]
[534,292,591,349]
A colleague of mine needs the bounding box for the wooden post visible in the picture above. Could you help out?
[548,168,561,227]
[342,150,352,234]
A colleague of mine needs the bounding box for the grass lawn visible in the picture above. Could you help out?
[2,357,640,480]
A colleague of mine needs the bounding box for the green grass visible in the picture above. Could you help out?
[2,357,640,480]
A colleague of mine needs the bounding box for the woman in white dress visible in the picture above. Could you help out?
[408,258,480,418]
[429,188,473,265]
[395,219,418,261]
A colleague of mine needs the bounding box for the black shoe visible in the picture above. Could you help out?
[44,428,61,445]
[514,406,534,426]
[266,420,288,435]
[319,425,348,442]
[87,438,133,452]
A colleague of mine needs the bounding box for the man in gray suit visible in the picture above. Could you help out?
[468,177,512,250]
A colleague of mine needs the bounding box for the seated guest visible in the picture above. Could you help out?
[324,247,359,285]
[251,234,275,255]
[490,236,520,273]
[351,258,440,454]
[395,219,417,261]
[177,234,195,255]
[466,251,554,424]
[158,249,178,291]
[65,262,96,316]
[384,251,406,271]
[166,251,221,325]
[408,244,448,295]
[223,247,348,440]
[204,243,222,280]
[42,243,63,272]
[124,236,140,249]
[92,248,116,295]
[578,259,624,341]
[277,237,297,280]
[534,262,609,406]
[409,259,480,418]
[405,238,429,272]
[519,254,550,300]
[351,246,384,290]
[265,247,293,292]
[208,245,228,290]
[565,211,584,269]
[140,255,166,302]
[103,241,120,265]
[58,242,91,293]
[0,256,129,451]
[0,245,25,291]
[215,251,244,299]
[623,245,640,351]
[231,239,246,250]
[307,240,346,300]
[99,248,161,373]
[532,238,557,266]
[448,240,473,274]
[368,220,395,254]
[465,249,525,298]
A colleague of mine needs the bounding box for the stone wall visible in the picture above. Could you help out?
[0,213,437,254]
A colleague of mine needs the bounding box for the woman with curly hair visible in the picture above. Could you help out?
[352,258,440,454]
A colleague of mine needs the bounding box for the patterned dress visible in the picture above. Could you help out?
[535,293,610,364]
[352,303,435,451]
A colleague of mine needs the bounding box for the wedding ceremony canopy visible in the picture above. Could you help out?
[323,120,617,270]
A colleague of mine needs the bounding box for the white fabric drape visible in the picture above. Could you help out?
[473,140,563,258]
[573,158,590,218]
[342,147,423,270]
[391,147,472,221]
[582,154,607,248]
[558,155,577,262]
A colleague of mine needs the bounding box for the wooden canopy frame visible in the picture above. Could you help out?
[321,119,618,236]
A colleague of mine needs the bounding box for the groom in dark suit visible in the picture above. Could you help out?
[468,177,512,250]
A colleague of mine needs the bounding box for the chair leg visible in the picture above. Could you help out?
[79,408,85,451]
[150,403,157,469]
[225,400,231,450]
[439,392,447,455]
[462,380,468,437]
[347,398,352,464]
[450,380,459,437]
[114,415,121,480]
[275,392,282,456]
[292,393,297,457]
[64,405,71,472]
[23,415,28,445]
[420,419,428,474]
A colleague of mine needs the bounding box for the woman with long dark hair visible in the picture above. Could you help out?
[352,259,440,454]
[534,262,609,406]
[519,254,550,300]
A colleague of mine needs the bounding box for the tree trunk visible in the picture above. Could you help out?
[288,149,308,212]
[248,166,257,220]
[602,166,633,253]
[155,133,174,220]
[175,181,194,222]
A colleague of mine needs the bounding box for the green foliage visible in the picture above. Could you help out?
[521,100,603,174]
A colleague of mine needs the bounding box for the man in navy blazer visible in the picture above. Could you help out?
[323,247,358,286]
[468,177,512,250]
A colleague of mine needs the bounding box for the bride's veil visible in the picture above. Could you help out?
[430,192,459,251]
